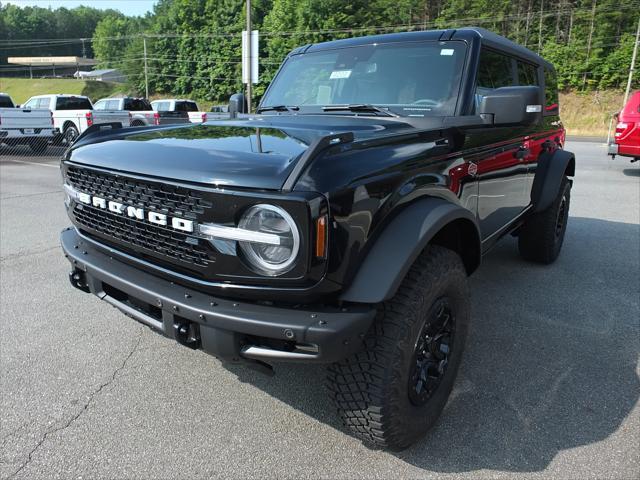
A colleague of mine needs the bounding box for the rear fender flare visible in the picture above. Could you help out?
[531,149,575,212]
[339,198,481,304]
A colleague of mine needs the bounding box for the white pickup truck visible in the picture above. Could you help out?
[22,94,131,144]
[94,97,156,126]
[0,93,57,152]
[151,99,208,124]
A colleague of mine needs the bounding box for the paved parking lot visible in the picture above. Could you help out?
[1,141,638,479]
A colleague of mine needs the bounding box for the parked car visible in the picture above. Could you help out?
[608,90,640,162]
[94,97,154,127]
[22,94,131,145]
[60,27,574,450]
[0,93,57,152]
[151,99,208,123]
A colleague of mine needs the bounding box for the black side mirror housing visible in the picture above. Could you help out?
[228,93,247,118]
[478,86,542,126]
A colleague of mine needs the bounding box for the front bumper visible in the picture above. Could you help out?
[61,227,375,366]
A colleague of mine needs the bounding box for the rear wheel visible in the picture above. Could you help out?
[518,177,571,264]
[327,246,470,450]
[64,125,79,145]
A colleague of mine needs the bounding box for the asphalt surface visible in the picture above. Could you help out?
[1,141,638,479]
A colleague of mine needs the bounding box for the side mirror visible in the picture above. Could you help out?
[478,86,542,126]
[228,93,247,118]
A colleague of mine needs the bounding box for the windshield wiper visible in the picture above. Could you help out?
[321,104,398,117]
[256,105,300,113]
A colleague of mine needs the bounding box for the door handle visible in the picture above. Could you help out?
[514,146,530,160]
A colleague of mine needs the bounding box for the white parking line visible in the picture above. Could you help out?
[1,159,59,168]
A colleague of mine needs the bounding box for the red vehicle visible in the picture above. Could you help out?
[608,90,640,162]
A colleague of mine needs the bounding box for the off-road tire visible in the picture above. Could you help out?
[518,177,571,264]
[327,245,470,450]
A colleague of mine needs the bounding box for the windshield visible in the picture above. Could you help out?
[261,41,467,117]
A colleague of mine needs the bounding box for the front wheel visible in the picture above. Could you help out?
[327,245,470,450]
[518,177,571,264]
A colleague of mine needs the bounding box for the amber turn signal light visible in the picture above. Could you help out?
[315,215,328,258]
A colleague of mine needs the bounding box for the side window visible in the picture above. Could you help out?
[154,102,169,112]
[476,49,514,92]
[37,98,51,109]
[0,95,15,108]
[94,100,106,110]
[543,67,559,114]
[23,98,38,109]
[517,61,539,86]
[107,100,121,110]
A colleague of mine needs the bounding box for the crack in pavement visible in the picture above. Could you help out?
[0,245,60,263]
[6,328,143,479]
[1,190,62,200]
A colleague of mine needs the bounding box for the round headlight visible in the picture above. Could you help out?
[238,204,300,275]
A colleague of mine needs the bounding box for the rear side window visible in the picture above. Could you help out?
[37,98,51,109]
[94,100,107,110]
[543,68,559,114]
[124,98,152,111]
[56,97,92,110]
[477,49,513,91]
[517,61,539,86]
[0,95,14,108]
[176,101,198,112]
[153,101,169,112]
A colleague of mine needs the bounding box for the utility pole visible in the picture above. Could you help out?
[537,0,544,54]
[246,0,252,113]
[623,16,640,107]
[143,35,149,99]
[583,0,597,88]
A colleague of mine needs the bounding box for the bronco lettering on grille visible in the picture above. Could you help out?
[76,191,194,233]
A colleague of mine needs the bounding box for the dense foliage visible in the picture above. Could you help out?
[1,0,638,103]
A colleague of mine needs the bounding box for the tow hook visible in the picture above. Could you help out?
[68,269,90,293]
[174,320,201,349]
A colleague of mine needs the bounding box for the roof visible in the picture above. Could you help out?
[296,27,552,69]
[80,69,121,77]
[7,56,97,66]
[27,94,89,99]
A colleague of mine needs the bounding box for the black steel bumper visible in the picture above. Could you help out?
[61,227,375,367]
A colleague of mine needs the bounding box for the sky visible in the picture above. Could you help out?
[3,0,158,16]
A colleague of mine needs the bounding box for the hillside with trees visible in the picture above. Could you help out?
[1,0,638,105]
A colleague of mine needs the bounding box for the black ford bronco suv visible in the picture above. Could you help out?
[61,27,574,450]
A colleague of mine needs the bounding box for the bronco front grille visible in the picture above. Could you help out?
[65,166,215,271]
[73,205,212,267]
[66,166,212,217]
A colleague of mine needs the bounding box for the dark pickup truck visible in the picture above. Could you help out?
[61,27,574,450]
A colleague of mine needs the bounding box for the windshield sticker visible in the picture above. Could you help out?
[329,70,352,79]
[440,49,455,56]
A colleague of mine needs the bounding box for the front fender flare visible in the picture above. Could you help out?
[339,198,481,304]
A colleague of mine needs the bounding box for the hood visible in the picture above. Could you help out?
[68,115,422,190]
